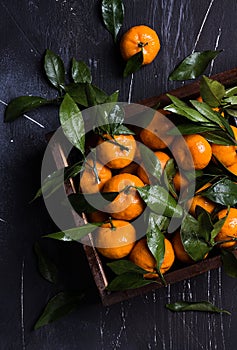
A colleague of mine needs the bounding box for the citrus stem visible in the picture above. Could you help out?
[102,135,129,152]
[108,217,116,231]
[138,42,148,48]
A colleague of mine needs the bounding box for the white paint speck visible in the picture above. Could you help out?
[0,217,7,223]
[10,139,14,143]
[127,73,134,104]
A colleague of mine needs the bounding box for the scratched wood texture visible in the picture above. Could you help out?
[1,0,237,349]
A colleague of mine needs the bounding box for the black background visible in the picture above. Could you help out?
[1,1,237,349]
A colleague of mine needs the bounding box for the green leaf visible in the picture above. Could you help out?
[139,144,162,183]
[168,124,217,136]
[180,213,211,261]
[65,83,88,107]
[210,215,227,245]
[107,259,147,275]
[165,95,210,123]
[225,86,237,97]
[106,90,119,103]
[169,50,221,81]
[44,49,65,91]
[34,242,58,284]
[223,96,237,106]
[71,58,92,84]
[123,51,143,78]
[137,185,183,218]
[4,96,48,122]
[34,291,84,329]
[32,162,83,201]
[200,75,225,107]
[190,100,224,127]
[146,213,165,275]
[106,272,155,291]
[166,301,230,315]
[221,250,237,278]
[225,108,237,118]
[44,223,100,241]
[59,93,85,154]
[201,178,237,206]
[68,192,119,214]
[196,207,213,243]
[202,130,236,145]
[101,0,124,41]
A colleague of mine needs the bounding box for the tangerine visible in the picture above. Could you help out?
[172,134,212,170]
[215,208,237,248]
[129,237,175,274]
[96,220,136,259]
[80,159,112,193]
[97,134,136,169]
[103,173,145,220]
[140,110,174,150]
[120,25,160,65]
[137,151,170,184]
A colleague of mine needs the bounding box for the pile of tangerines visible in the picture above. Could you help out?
[79,102,237,279]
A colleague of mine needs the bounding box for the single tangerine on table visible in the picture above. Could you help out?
[96,134,136,169]
[80,158,112,193]
[137,151,170,184]
[129,237,175,275]
[103,173,145,221]
[120,25,160,65]
[96,220,136,259]
[215,208,237,248]
[140,110,174,150]
[171,134,212,170]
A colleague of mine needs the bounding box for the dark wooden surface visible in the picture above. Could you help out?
[1,1,237,349]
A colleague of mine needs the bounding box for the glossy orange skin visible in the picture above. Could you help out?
[97,134,136,169]
[186,183,215,216]
[172,231,194,264]
[103,173,145,220]
[227,162,237,175]
[172,134,212,170]
[211,125,237,166]
[96,220,136,259]
[129,237,175,274]
[80,159,112,193]
[140,111,174,150]
[173,171,189,193]
[137,151,170,184]
[120,25,160,65]
[215,208,237,248]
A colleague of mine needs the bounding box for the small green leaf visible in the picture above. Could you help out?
[165,95,210,123]
[202,130,236,145]
[137,185,183,218]
[166,301,231,315]
[225,86,237,97]
[44,223,100,241]
[34,242,58,284]
[196,207,213,243]
[123,51,143,78]
[106,272,155,291]
[200,75,225,107]
[223,96,237,106]
[107,260,147,275]
[34,291,84,330]
[221,249,237,278]
[201,178,237,206]
[68,192,119,214]
[169,50,221,81]
[106,90,119,103]
[225,108,237,117]
[101,0,124,42]
[44,49,65,91]
[168,124,217,136]
[180,213,211,261]
[71,58,92,84]
[32,162,83,201]
[139,144,162,183]
[210,215,227,245]
[4,96,48,122]
[59,93,85,154]
[146,213,165,276]
[65,83,88,107]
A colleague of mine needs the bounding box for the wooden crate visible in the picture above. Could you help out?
[48,68,237,306]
